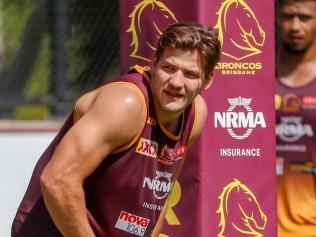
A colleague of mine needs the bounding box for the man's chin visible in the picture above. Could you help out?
[283,42,308,54]
[162,102,186,114]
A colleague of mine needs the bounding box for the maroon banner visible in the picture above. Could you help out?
[120,0,276,236]
[119,0,197,72]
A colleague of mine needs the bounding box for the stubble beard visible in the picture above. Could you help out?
[283,41,309,55]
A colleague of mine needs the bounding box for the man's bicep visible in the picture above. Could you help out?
[42,114,115,183]
[44,87,146,181]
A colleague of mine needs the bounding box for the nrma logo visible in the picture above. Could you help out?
[214,97,266,139]
[143,171,173,200]
[276,117,313,142]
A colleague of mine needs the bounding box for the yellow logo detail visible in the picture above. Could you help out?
[136,137,158,158]
[217,179,267,237]
[159,180,181,237]
[275,94,282,110]
[126,0,177,62]
[165,180,181,225]
[214,0,266,60]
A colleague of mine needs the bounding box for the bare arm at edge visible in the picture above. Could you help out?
[151,95,208,236]
[40,84,146,237]
[187,95,208,146]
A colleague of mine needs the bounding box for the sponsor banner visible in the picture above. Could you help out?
[143,171,173,200]
[115,211,150,236]
[303,96,316,108]
[119,0,198,73]
[120,0,276,236]
[136,137,159,158]
[196,0,276,236]
[276,116,313,143]
[135,137,186,165]
[214,96,267,140]
[276,93,316,111]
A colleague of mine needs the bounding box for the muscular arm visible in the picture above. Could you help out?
[188,95,208,146]
[40,84,146,237]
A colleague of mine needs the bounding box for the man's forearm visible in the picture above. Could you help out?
[41,180,95,237]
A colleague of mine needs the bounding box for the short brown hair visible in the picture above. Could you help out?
[155,22,221,85]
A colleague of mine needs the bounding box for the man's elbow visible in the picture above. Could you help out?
[40,167,82,202]
[40,168,67,200]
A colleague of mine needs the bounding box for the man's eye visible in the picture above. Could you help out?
[282,14,293,20]
[162,65,174,72]
[184,71,199,79]
[300,15,311,22]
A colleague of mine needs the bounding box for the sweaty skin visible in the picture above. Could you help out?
[41,84,147,237]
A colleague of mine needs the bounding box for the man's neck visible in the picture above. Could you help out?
[157,111,182,135]
[277,43,316,87]
[153,103,183,135]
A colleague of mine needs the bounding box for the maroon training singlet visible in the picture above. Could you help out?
[11,65,196,237]
[276,74,316,236]
[275,77,316,166]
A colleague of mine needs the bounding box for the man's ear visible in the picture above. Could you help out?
[202,73,214,90]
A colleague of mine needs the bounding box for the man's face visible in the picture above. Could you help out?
[278,0,316,53]
[151,47,207,118]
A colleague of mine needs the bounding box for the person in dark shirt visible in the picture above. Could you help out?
[275,0,316,236]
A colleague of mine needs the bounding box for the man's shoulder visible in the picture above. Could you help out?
[194,95,208,131]
[195,95,208,116]
[187,95,208,145]
[74,80,147,121]
[117,65,151,87]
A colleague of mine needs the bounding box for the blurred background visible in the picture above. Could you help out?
[0,0,120,236]
[0,0,120,120]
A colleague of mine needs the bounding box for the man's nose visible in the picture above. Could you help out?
[290,17,301,31]
[169,70,184,87]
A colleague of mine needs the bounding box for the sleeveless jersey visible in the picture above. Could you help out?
[276,78,316,165]
[11,66,197,237]
[275,77,316,237]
